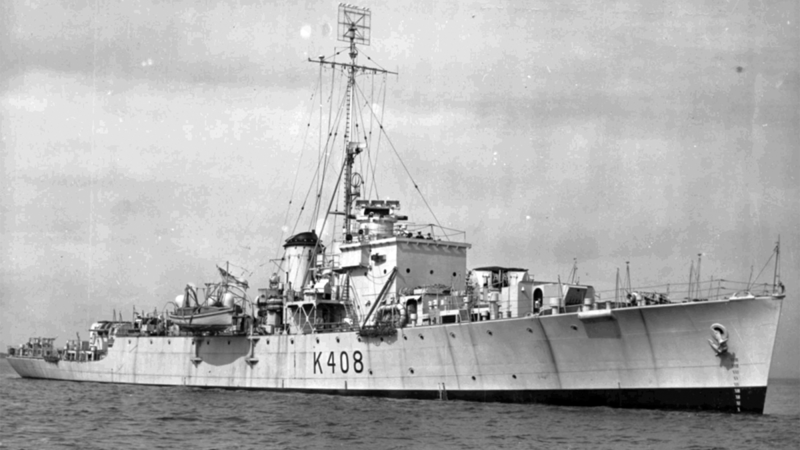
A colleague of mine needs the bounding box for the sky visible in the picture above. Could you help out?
[1,0,798,378]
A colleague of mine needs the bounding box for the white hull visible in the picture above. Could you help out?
[8,296,783,412]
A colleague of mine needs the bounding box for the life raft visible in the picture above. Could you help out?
[375,304,408,328]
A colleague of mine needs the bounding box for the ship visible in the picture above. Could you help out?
[6,4,786,414]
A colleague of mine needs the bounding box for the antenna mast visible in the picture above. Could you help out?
[309,4,397,241]
[773,235,781,290]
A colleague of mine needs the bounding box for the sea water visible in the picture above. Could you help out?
[0,359,797,450]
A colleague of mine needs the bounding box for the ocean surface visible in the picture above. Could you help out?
[0,359,797,450]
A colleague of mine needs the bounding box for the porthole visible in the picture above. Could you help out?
[369,369,373,375]
[570,325,578,331]
[358,337,362,342]
[419,335,424,340]
[149,340,153,344]
[316,338,319,344]
[487,330,493,336]
[452,272,457,277]
[512,374,517,379]
[128,340,131,344]
[406,268,411,273]
[409,368,415,374]
[336,337,340,343]
[430,270,434,275]
[168,340,171,345]
[450,332,456,338]
[403,335,407,340]
[227,340,231,345]
[383,269,387,274]
[472,376,476,380]
[527,328,533,333]
[266,339,270,345]
[380,337,384,342]
[290,339,294,344]
[207,341,210,345]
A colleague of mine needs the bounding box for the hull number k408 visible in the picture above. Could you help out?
[314,351,363,374]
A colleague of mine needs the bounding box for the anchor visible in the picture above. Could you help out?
[708,323,729,356]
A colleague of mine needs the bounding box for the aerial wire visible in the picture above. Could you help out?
[367,73,376,197]
[304,89,348,232]
[354,82,448,240]
[367,75,387,200]
[270,83,320,262]
[316,51,324,219]
[353,84,380,202]
[313,65,348,225]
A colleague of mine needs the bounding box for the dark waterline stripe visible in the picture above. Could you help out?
[13,370,767,414]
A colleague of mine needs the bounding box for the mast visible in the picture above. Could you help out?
[343,69,357,239]
[773,235,781,291]
[695,253,702,298]
[309,4,397,241]
[625,261,631,294]
[568,258,578,284]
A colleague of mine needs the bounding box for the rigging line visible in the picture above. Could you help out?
[328,186,340,255]
[354,82,449,241]
[353,84,379,200]
[309,94,349,232]
[367,73,375,190]
[306,88,349,231]
[314,82,351,222]
[309,66,344,229]
[355,122,364,182]
[748,251,775,290]
[317,66,349,210]
[368,76,387,199]
[316,52,324,218]
[322,178,342,270]
[277,85,319,225]
[353,88,366,184]
[304,157,348,287]
[354,83,373,168]
[292,142,330,242]
[326,58,338,150]
[312,65,334,224]
[310,69,341,226]
[270,83,320,264]
[430,229,467,239]
[320,69,352,185]
[317,48,348,63]
[359,50,389,73]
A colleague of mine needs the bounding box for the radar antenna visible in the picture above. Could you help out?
[309,4,397,241]
[338,4,371,46]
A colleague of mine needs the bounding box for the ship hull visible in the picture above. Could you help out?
[8,296,783,413]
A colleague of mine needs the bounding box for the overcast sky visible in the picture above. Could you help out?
[1,0,798,377]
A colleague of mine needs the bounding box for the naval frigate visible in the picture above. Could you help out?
[7,4,785,413]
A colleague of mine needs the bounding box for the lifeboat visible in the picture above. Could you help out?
[168,306,236,332]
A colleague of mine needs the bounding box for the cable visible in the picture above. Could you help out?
[354,82,449,241]
[368,76,387,200]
